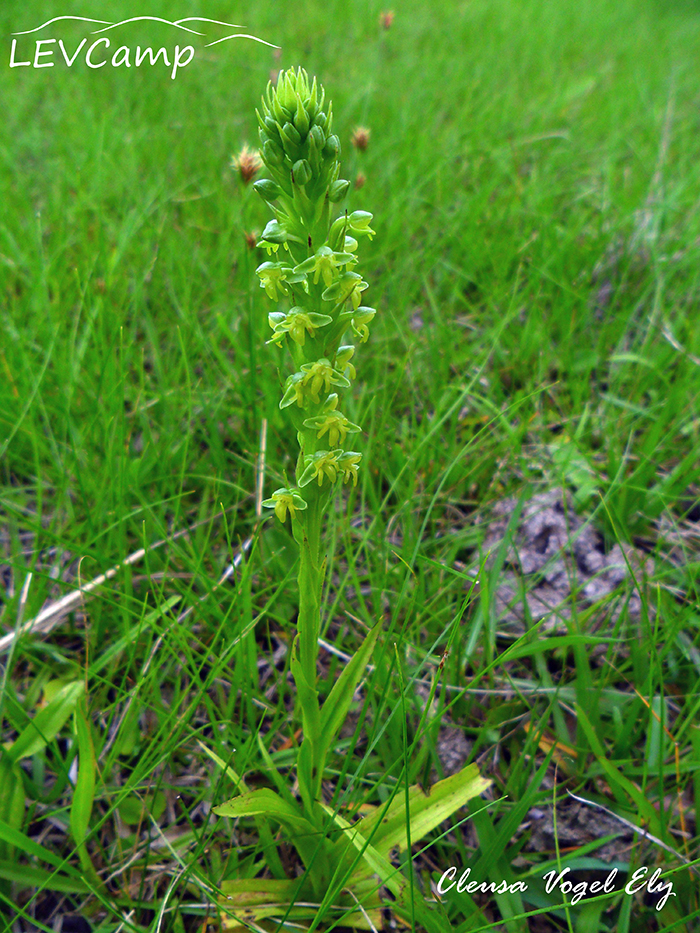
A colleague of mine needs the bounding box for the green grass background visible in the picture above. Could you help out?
[1,0,700,930]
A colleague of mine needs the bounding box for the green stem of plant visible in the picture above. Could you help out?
[294,501,322,689]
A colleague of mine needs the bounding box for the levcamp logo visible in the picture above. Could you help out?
[9,16,279,79]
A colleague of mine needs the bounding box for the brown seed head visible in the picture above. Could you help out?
[244,231,258,250]
[351,126,370,151]
[354,173,366,190]
[379,10,395,29]
[231,144,262,185]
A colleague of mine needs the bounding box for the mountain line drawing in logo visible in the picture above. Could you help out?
[12,16,279,48]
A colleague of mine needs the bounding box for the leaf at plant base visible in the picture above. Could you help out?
[219,876,382,931]
[8,680,84,762]
[213,788,316,835]
[322,804,406,900]
[353,763,490,857]
[220,876,305,904]
[0,751,25,860]
[71,703,100,886]
[319,620,380,751]
[323,806,445,933]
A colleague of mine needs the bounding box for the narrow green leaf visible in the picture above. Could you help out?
[70,703,99,885]
[319,620,380,748]
[576,703,661,833]
[0,751,25,859]
[0,860,90,893]
[197,740,248,794]
[90,595,182,677]
[9,681,84,762]
[0,818,78,873]
[200,735,286,882]
[255,733,299,807]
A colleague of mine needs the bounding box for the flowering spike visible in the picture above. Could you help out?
[255,68,375,504]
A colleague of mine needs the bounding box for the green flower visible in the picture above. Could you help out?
[280,362,350,409]
[256,262,305,300]
[268,307,333,346]
[335,345,357,380]
[303,402,361,447]
[294,246,356,287]
[300,358,350,403]
[347,211,375,239]
[322,271,368,310]
[262,487,307,523]
[299,450,341,487]
[351,306,376,343]
[337,451,362,487]
[280,372,306,409]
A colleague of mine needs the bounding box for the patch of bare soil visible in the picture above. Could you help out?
[477,489,654,634]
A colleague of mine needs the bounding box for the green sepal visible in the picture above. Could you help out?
[298,450,341,488]
[262,139,283,167]
[324,134,340,158]
[292,159,312,186]
[348,210,376,238]
[328,179,350,202]
[322,271,366,305]
[295,95,310,136]
[280,372,305,409]
[267,308,333,347]
[253,178,280,201]
[260,219,287,245]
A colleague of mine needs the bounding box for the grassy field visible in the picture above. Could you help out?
[2,0,700,930]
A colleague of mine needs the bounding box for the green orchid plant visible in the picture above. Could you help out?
[211,68,489,932]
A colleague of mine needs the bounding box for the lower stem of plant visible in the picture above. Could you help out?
[293,493,329,809]
[294,494,324,688]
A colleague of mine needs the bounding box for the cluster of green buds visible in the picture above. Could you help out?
[257,68,376,528]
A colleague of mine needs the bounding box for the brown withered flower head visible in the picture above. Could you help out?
[379,10,395,29]
[350,126,370,151]
[231,144,262,184]
[354,173,366,190]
